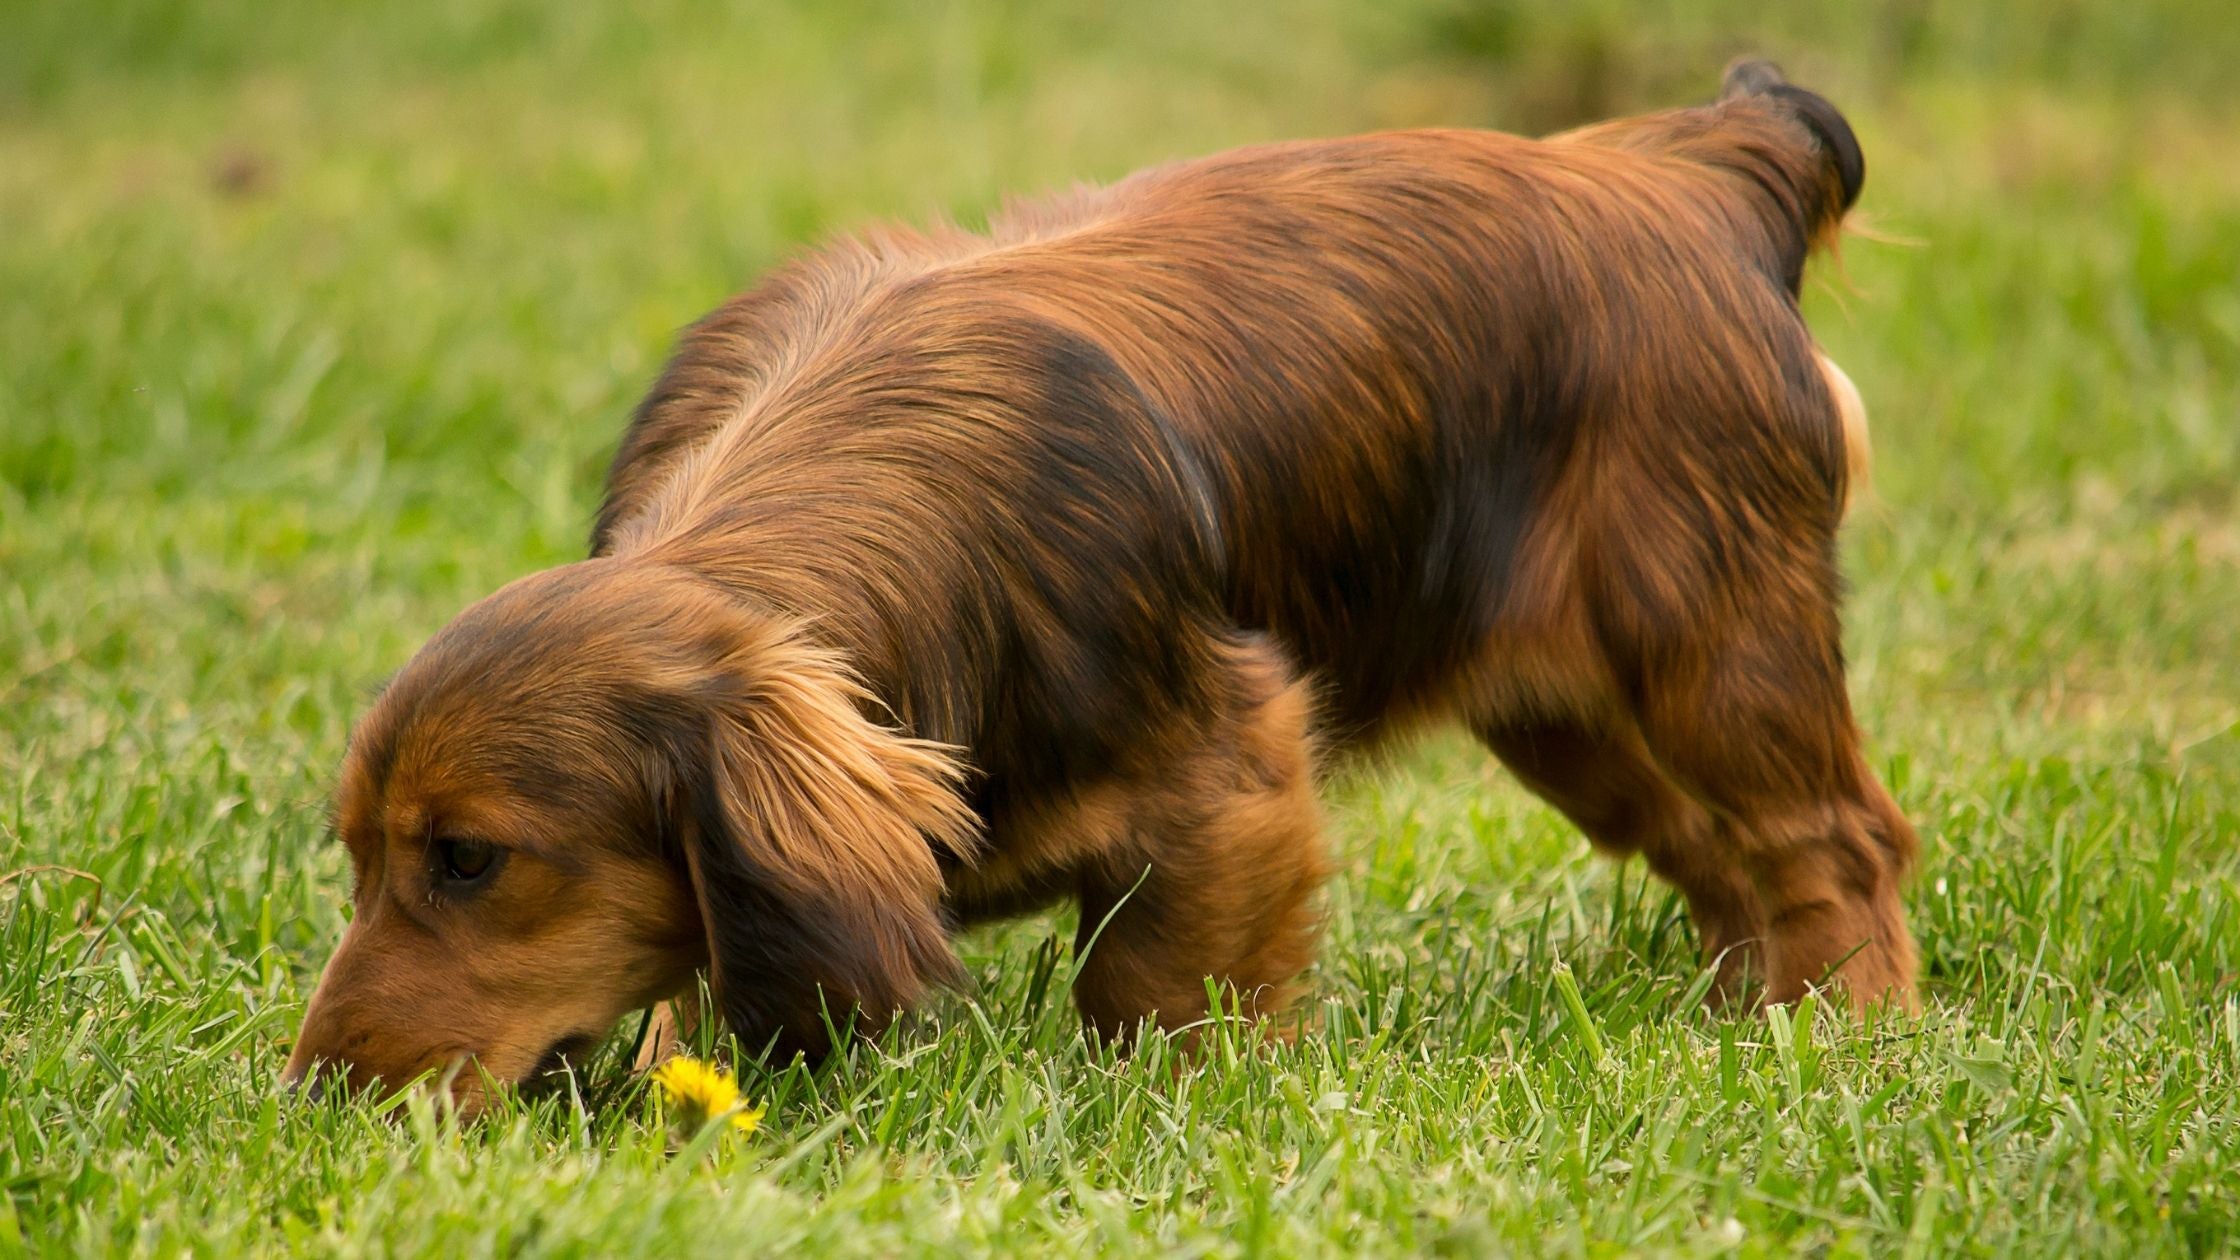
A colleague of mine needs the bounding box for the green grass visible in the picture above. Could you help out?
[5,1,2238,1254]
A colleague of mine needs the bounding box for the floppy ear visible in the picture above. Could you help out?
[673,619,978,1064]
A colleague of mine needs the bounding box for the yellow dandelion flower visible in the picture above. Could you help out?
[651,1056,765,1136]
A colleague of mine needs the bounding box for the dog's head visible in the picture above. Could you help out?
[283,560,974,1112]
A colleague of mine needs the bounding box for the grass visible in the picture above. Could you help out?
[3,0,2238,1253]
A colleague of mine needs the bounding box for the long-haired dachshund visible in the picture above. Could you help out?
[286,61,1917,1110]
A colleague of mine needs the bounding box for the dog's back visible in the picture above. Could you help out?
[597,67,1867,752]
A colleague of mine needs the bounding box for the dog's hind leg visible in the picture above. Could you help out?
[1067,635,1330,1042]
[1611,581,1920,1014]
[1476,716,1767,1003]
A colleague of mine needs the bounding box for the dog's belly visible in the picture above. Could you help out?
[1109,343,1578,745]
[1215,444,1559,742]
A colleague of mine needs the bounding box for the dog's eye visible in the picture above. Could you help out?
[433,837,500,887]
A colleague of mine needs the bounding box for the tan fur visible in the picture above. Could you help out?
[704,617,979,911]
[1819,351,1872,510]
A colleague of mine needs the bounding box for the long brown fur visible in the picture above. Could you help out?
[287,62,1917,1110]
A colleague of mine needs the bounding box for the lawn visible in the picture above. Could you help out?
[3,1,2237,1254]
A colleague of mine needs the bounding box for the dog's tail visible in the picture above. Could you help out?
[1554,62,1874,508]
[1554,59,1863,294]
[1718,60,1862,249]
[1717,61,1872,512]
[1713,59,1864,290]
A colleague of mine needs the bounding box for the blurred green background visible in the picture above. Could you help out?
[3,1,2236,1254]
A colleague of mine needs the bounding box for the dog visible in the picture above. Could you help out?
[285,61,1917,1111]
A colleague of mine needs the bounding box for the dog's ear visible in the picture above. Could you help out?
[671,619,977,1064]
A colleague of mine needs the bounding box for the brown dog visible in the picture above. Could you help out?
[286,61,1917,1110]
